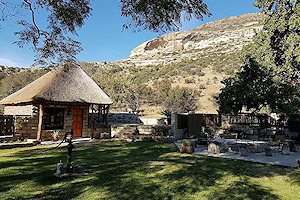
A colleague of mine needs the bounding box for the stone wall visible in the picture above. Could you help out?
[41,106,90,140]
[16,116,38,139]
[111,124,157,139]
[92,127,111,139]
[64,109,72,132]
[171,113,188,140]
[139,117,161,125]
[16,106,90,141]
[111,125,137,139]
[96,112,143,125]
[138,125,154,135]
[82,107,89,137]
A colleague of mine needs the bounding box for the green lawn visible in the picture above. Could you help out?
[0,141,299,200]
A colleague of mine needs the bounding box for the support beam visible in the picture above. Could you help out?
[91,104,95,139]
[101,105,105,123]
[105,105,110,124]
[36,104,44,142]
[98,104,101,124]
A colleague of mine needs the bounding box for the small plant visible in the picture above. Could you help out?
[206,79,211,85]
[198,71,206,76]
[199,84,206,89]
[180,139,195,154]
[185,78,195,84]
[162,109,172,125]
[213,76,219,84]
[51,130,60,141]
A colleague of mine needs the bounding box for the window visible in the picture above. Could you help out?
[43,108,64,130]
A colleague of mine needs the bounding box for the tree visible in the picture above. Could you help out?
[218,56,296,114]
[163,86,198,113]
[153,79,172,103]
[219,0,300,115]
[0,0,210,65]
[251,0,299,82]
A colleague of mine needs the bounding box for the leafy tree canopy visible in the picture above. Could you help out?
[0,0,210,65]
[219,0,300,115]
[219,57,300,114]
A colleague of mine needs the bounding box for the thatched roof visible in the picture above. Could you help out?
[0,63,113,105]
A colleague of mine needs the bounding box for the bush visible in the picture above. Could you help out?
[198,71,206,76]
[163,86,198,113]
[184,78,195,84]
[213,76,219,84]
[180,139,195,154]
[153,125,170,136]
[199,84,206,89]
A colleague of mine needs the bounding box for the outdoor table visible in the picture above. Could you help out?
[285,140,297,152]
[281,143,290,155]
[210,139,270,153]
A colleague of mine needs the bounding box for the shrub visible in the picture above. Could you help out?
[163,86,198,113]
[184,78,195,84]
[180,139,195,154]
[197,71,206,76]
[213,76,219,84]
[206,79,211,85]
[153,125,170,136]
[199,84,206,89]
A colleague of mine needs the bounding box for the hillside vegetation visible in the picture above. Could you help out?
[0,13,264,114]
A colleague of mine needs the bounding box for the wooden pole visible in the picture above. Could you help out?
[91,104,95,139]
[36,104,44,142]
[98,104,101,124]
[105,105,110,124]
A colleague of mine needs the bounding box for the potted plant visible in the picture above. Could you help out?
[51,130,60,141]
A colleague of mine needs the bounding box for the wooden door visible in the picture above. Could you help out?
[72,107,83,137]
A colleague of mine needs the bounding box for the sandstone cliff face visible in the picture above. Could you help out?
[126,13,263,66]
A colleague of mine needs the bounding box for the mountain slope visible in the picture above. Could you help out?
[96,13,263,114]
[0,13,264,114]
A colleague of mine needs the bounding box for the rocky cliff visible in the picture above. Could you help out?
[123,13,263,66]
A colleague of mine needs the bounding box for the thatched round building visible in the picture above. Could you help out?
[0,63,113,141]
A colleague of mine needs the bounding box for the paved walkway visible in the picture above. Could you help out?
[175,141,300,168]
[0,140,38,149]
[41,138,93,145]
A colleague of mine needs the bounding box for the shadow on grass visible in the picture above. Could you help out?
[0,141,298,199]
[207,178,280,200]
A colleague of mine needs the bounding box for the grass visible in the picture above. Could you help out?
[0,141,299,200]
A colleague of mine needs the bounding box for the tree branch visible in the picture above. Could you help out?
[23,0,40,48]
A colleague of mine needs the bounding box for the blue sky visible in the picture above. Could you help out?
[0,0,259,67]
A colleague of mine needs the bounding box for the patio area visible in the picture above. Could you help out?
[175,139,300,167]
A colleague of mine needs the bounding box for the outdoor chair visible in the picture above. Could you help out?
[265,147,273,156]
[246,143,260,153]
[268,134,287,151]
[281,143,290,155]
[239,144,249,156]
[287,140,297,152]
[227,144,239,153]
[197,133,209,145]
